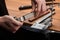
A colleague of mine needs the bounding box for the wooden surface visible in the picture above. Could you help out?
[49,6,60,31]
[5,0,32,17]
[5,0,60,31]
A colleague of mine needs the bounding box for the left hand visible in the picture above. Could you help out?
[31,0,47,17]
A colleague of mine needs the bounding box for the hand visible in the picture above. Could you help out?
[0,15,23,33]
[31,0,47,18]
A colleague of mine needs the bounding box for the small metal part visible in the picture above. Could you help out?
[13,16,18,20]
[20,16,24,22]
[31,23,46,30]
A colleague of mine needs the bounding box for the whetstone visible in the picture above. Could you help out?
[29,10,50,22]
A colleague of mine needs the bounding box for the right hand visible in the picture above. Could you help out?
[0,15,23,33]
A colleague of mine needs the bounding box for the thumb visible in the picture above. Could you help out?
[9,16,23,26]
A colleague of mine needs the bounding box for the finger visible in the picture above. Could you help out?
[1,23,10,31]
[12,26,21,33]
[31,0,36,12]
[3,15,22,26]
[5,20,22,31]
[2,22,18,33]
[42,0,47,12]
[1,23,16,33]
[37,1,42,12]
[5,21,16,28]
[5,21,21,33]
[9,16,23,26]
[35,3,42,17]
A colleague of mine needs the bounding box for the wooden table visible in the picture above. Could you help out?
[49,6,60,31]
[5,0,60,32]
